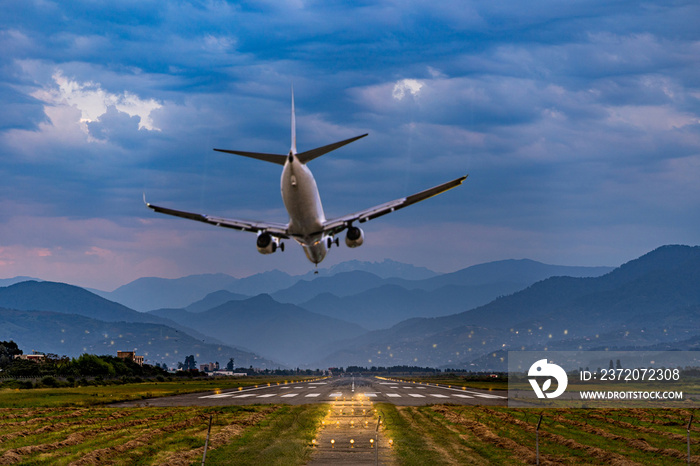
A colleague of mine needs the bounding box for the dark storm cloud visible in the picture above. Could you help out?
[0,0,698,288]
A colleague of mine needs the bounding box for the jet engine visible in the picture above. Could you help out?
[345,226,364,248]
[256,233,283,254]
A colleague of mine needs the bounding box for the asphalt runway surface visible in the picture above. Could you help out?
[112,376,507,407]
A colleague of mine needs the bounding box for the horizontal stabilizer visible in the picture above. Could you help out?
[297,133,368,164]
[213,149,287,165]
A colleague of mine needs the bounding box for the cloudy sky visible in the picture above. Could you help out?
[1,0,698,290]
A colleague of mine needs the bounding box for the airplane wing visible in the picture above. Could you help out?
[145,201,290,238]
[321,175,468,235]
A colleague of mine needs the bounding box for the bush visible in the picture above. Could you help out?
[40,376,60,388]
[7,359,41,377]
[74,354,115,377]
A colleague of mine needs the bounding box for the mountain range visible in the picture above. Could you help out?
[314,245,700,368]
[0,281,278,368]
[1,247,697,370]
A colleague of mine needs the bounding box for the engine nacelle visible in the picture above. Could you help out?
[345,226,364,248]
[256,233,283,254]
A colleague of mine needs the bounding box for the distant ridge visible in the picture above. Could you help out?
[150,294,367,366]
[0,276,42,287]
[97,258,612,312]
[0,281,279,368]
[0,307,277,368]
[321,259,438,280]
[315,245,700,368]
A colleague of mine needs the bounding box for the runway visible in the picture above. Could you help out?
[112,376,507,407]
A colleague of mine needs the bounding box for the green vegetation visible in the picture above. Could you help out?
[0,405,279,465]
[0,376,321,408]
[375,404,699,465]
[1,394,697,464]
[204,404,327,465]
[0,404,327,466]
[0,340,169,385]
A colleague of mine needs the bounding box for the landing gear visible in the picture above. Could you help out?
[326,237,340,249]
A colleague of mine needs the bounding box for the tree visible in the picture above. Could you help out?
[226,358,234,371]
[7,358,40,377]
[74,354,115,377]
[0,340,23,369]
[181,355,196,371]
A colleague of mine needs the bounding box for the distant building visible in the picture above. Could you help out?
[117,351,144,366]
[208,371,246,377]
[14,353,45,363]
[200,362,220,372]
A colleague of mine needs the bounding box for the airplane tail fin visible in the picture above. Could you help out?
[290,86,367,163]
[291,86,297,155]
[214,88,368,165]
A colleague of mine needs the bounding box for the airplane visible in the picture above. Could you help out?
[146,91,467,271]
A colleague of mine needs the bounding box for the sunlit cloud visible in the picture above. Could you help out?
[392,79,424,100]
[33,71,162,131]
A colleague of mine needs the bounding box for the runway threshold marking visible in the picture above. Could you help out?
[382,377,507,399]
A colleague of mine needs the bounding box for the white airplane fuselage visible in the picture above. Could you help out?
[280,153,328,264]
